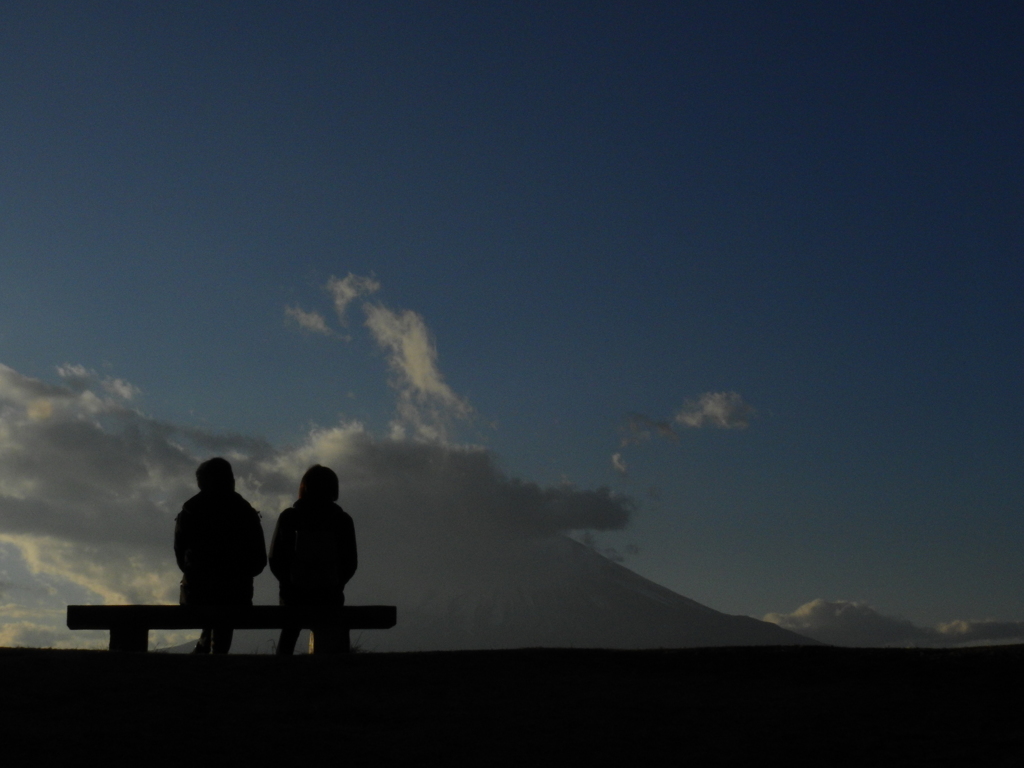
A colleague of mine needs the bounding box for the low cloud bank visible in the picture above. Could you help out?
[765,599,1024,648]
[0,361,632,648]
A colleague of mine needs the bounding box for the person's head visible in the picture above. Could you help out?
[196,457,235,493]
[299,464,339,502]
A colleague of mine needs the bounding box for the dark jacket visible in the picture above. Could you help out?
[174,490,267,605]
[268,498,357,606]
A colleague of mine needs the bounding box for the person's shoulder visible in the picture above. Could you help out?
[291,498,320,519]
[229,492,261,517]
[331,503,355,525]
[177,492,205,519]
[276,505,299,524]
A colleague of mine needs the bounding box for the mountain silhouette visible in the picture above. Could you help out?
[345,537,814,651]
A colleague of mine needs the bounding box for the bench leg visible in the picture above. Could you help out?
[308,628,350,655]
[109,627,149,652]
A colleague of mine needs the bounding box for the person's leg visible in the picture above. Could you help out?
[277,626,300,655]
[211,627,234,654]
[193,628,212,654]
[309,627,350,654]
[183,585,211,654]
[207,585,251,655]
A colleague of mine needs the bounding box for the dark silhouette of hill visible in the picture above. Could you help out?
[346,537,815,650]
[4,645,1023,765]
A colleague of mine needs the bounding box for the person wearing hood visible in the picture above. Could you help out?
[269,464,357,654]
[174,457,267,654]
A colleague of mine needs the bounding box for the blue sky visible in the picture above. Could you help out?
[0,2,1021,647]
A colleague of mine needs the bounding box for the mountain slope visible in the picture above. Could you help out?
[346,537,815,651]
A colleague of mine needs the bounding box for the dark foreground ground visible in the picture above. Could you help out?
[3,645,1022,766]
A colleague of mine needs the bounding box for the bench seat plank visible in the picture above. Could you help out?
[68,605,396,632]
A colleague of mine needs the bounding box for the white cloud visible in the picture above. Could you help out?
[284,272,381,338]
[0,361,632,648]
[619,413,678,447]
[327,273,380,324]
[617,392,753,461]
[764,599,1024,648]
[611,453,628,475]
[56,364,140,401]
[285,276,470,441]
[934,619,1024,645]
[364,303,471,441]
[56,363,90,381]
[675,391,755,429]
[764,599,927,647]
[284,305,334,335]
[102,378,140,400]
[615,394,753,471]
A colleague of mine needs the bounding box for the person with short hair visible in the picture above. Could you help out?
[174,457,267,654]
[269,464,357,654]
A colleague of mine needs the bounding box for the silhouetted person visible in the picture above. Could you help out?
[269,464,357,655]
[174,457,267,654]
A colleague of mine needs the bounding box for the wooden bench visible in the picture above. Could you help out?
[66,604,397,653]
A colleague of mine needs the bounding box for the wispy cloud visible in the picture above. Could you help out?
[765,599,1024,647]
[675,391,755,429]
[363,303,471,441]
[619,392,755,451]
[284,272,382,338]
[619,413,677,447]
[327,273,380,324]
[611,453,628,475]
[284,305,334,335]
[283,273,472,440]
[613,393,756,475]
